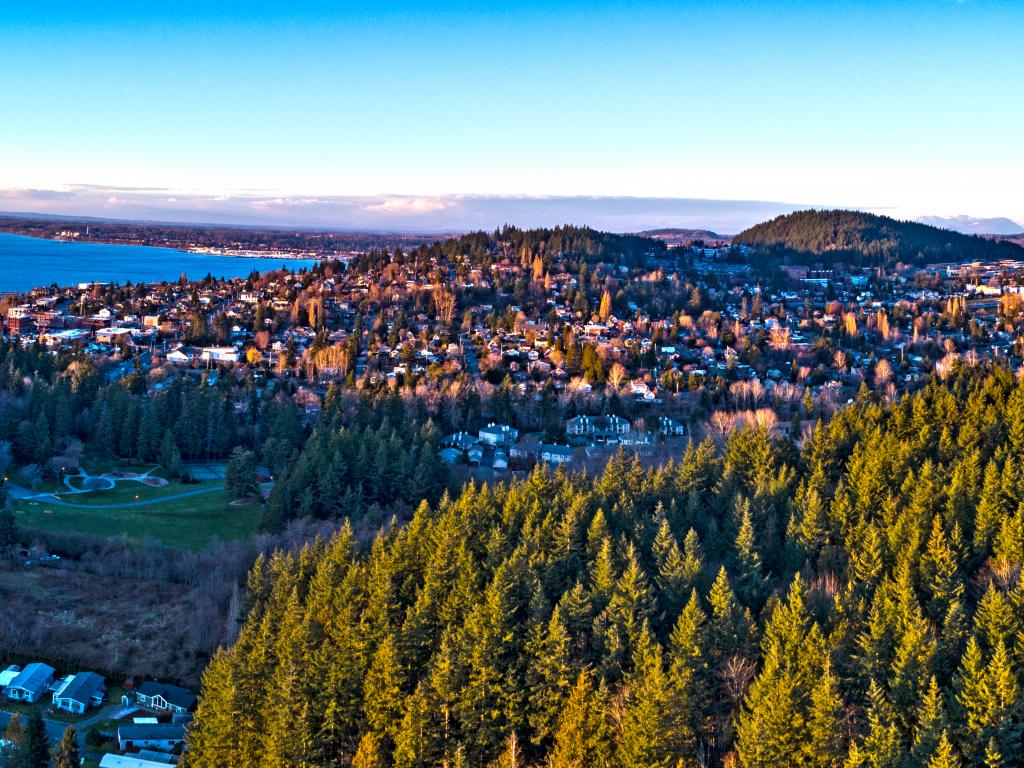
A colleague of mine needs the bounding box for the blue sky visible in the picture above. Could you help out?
[1,1,1021,230]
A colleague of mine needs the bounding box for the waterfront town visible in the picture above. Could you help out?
[3,227,1024,475]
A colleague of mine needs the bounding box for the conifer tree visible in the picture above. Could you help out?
[547,672,613,768]
[52,727,80,768]
[526,607,574,748]
[911,677,948,768]
[857,680,901,768]
[0,714,23,767]
[21,709,50,768]
[974,460,1005,557]
[707,567,751,666]
[732,498,766,607]
[926,731,961,768]
[736,575,843,768]
[615,625,680,768]
[652,517,689,619]
[353,731,388,768]
[363,635,406,749]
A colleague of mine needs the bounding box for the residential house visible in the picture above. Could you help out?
[0,665,19,696]
[5,662,55,703]
[539,444,573,465]
[657,416,687,436]
[52,671,105,714]
[628,380,656,401]
[492,449,509,471]
[566,415,630,443]
[201,346,241,364]
[438,447,462,466]
[135,681,196,713]
[117,723,187,752]
[165,346,199,365]
[478,424,518,448]
[442,432,478,451]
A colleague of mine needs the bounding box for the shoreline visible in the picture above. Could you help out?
[0,228,329,261]
[0,233,324,294]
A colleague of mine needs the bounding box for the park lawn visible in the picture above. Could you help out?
[59,476,205,506]
[13,489,262,550]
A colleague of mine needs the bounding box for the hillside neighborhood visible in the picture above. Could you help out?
[4,234,1024,474]
[1,661,194,766]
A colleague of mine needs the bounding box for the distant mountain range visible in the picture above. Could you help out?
[733,209,1024,267]
[915,215,1024,236]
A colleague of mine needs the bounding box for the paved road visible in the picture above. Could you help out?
[0,703,136,752]
[8,484,220,510]
[461,334,480,374]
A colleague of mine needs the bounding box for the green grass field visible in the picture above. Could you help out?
[13,482,263,549]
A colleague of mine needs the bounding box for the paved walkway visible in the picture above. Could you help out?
[8,483,219,510]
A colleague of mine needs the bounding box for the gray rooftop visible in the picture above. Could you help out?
[118,723,186,742]
[9,662,55,693]
[55,671,105,704]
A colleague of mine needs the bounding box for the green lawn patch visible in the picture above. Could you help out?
[105,685,126,705]
[13,487,262,550]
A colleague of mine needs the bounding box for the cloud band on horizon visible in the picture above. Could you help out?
[0,186,812,234]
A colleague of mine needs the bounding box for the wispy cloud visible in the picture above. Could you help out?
[362,196,456,214]
[0,185,815,233]
[0,187,75,201]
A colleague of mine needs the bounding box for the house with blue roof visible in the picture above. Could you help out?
[52,671,106,714]
[5,662,55,703]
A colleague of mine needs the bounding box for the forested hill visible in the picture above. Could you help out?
[734,209,1024,267]
[188,364,1024,768]
[458,225,666,267]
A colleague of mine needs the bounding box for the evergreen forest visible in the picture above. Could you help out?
[734,210,1022,268]
[187,364,1024,767]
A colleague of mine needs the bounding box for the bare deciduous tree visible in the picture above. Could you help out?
[432,288,456,326]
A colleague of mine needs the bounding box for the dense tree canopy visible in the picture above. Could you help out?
[734,209,1023,268]
[188,363,1024,767]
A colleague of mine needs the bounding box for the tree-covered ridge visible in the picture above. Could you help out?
[188,364,1024,768]
[734,209,1023,267]
[349,225,666,275]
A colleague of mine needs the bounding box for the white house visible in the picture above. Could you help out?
[165,346,199,365]
[478,423,518,448]
[0,665,20,696]
[201,346,241,364]
[540,444,573,464]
